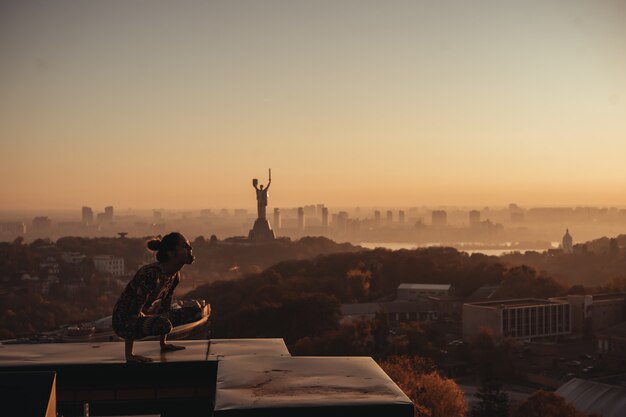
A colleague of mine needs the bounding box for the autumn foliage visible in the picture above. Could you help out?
[379,355,467,417]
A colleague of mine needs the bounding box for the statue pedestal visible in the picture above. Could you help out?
[248,218,276,242]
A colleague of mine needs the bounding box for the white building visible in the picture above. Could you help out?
[62,252,87,264]
[93,255,125,276]
[562,229,573,253]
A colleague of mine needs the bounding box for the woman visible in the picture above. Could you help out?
[112,232,195,362]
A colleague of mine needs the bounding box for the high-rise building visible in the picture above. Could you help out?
[374,210,381,225]
[431,210,447,226]
[82,207,93,225]
[304,205,316,217]
[398,210,405,225]
[386,210,393,225]
[98,206,114,224]
[316,204,325,218]
[32,216,52,233]
[322,207,329,228]
[335,211,348,234]
[297,207,305,231]
[274,208,282,229]
[469,210,480,227]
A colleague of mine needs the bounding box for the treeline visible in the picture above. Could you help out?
[0,235,361,339]
[501,234,626,288]
[184,235,361,281]
[186,247,569,347]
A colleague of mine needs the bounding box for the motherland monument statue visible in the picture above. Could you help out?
[248,168,276,241]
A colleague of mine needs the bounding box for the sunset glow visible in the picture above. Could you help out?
[1,0,625,210]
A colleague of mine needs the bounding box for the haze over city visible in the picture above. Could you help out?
[4,3,626,417]
[2,0,626,210]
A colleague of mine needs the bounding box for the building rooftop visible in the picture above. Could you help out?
[398,284,451,291]
[590,293,625,301]
[467,285,500,301]
[556,378,626,417]
[465,298,565,309]
[384,300,443,313]
[0,339,413,417]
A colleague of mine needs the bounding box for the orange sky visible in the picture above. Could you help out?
[1,1,625,210]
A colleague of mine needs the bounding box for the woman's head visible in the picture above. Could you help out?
[147,232,194,264]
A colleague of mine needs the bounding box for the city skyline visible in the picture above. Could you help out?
[2,1,626,210]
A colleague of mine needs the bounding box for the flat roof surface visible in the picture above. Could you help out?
[592,293,625,301]
[0,340,211,366]
[214,355,413,417]
[398,284,451,291]
[466,299,564,308]
[0,339,291,366]
[209,338,290,358]
[0,339,413,417]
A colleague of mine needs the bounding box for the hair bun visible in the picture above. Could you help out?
[147,239,162,251]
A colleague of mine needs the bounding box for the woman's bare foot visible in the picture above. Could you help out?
[126,354,153,363]
[160,343,186,352]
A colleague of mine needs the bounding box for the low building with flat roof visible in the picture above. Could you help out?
[340,303,382,323]
[463,298,571,341]
[397,283,451,300]
[341,297,461,327]
[557,293,625,338]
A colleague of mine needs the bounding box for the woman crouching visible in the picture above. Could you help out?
[112,232,194,362]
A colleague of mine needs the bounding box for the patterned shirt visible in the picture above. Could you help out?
[112,262,179,336]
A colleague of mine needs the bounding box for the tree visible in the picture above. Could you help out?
[513,390,584,417]
[380,356,467,417]
[471,381,510,417]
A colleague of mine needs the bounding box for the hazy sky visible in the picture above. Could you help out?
[1,0,625,210]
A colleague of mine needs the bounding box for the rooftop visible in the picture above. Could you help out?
[590,293,625,301]
[465,298,566,309]
[556,378,626,417]
[398,283,451,291]
[0,339,413,417]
